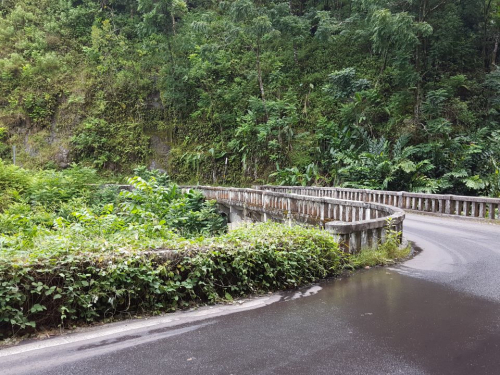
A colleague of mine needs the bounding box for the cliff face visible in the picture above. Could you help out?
[1,86,169,171]
[0,2,169,172]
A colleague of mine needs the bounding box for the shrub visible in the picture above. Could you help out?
[0,159,30,193]
[0,223,347,339]
[133,166,170,186]
[350,220,410,268]
[120,176,227,237]
[28,167,96,208]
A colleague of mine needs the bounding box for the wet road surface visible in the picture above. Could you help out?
[1,213,500,375]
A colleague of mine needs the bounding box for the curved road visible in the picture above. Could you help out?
[2,213,500,375]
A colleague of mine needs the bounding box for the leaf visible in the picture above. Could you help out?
[30,304,47,313]
[399,160,416,173]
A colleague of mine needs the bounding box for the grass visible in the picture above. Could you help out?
[351,237,411,268]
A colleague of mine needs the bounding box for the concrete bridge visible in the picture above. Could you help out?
[183,186,405,253]
[184,185,500,253]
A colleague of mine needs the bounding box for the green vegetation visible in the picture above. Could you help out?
[1,219,348,339]
[351,222,410,267]
[0,0,484,340]
[0,161,405,340]
[0,161,224,338]
[1,1,500,195]
[0,163,226,259]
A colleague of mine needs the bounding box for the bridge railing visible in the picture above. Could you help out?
[183,186,405,253]
[254,186,500,221]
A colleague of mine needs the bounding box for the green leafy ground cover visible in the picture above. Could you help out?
[0,222,350,340]
[0,162,408,340]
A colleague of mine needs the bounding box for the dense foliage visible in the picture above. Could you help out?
[0,161,227,338]
[0,222,348,339]
[0,163,226,259]
[2,1,500,195]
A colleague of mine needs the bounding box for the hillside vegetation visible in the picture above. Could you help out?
[1,0,500,195]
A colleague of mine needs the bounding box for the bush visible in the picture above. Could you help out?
[350,220,410,268]
[0,161,103,212]
[28,164,99,208]
[0,159,30,192]
[133,166,170,186]
[121,176,227,237]
[0,163,237,338]
[0,223,347,339]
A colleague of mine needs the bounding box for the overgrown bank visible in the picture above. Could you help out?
[0,162,408,340]
[0,223,345,339]
[0,162,229,339]
[0,221,409,341]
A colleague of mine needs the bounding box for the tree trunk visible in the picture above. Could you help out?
[492,34,499,68]
[414,41,422,124]
[293,44,299,66]
[483,0,494,69]
[256,41,268,118]
[378,49,389,78]
[171,13,176,35]
[166,39,176,73]
[414,79,422,125]
[288,1,299,66]
[254,157,259,181]
[256,44,265,101]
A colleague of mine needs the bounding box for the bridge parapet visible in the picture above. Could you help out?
[183,186,405,253]
[255,186,500,221]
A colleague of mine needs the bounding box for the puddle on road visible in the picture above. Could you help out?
[282,285,323,301]
[294,267,500,375]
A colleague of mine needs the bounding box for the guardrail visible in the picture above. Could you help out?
[255,186,500,221]
[183,186,405,253]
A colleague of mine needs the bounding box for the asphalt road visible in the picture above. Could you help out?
[2,213,500,375]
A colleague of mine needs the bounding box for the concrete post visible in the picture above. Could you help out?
[445,196,452,215]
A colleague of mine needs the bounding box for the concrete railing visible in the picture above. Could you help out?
[255,186,500,221]
[183,186,405,253]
